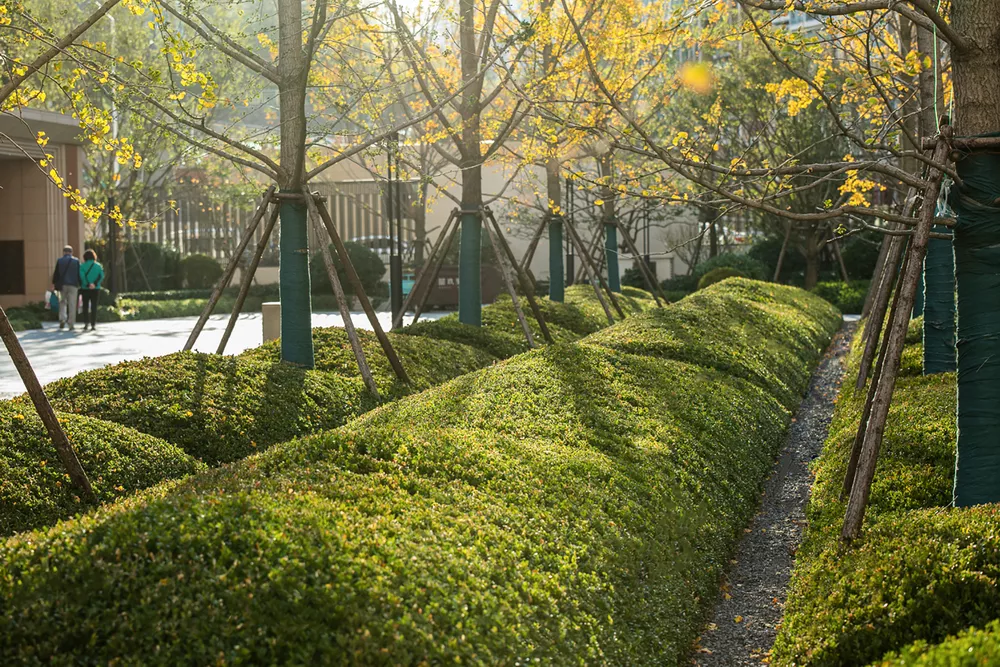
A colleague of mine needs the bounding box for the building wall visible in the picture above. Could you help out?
[0,146,71,309]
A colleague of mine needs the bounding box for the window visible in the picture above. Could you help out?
[0,240,25,294]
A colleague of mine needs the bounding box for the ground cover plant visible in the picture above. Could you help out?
[2,289,642,537]
[770,320,1000,667]
[585,279,841,409]
[811,280,870,314]
[0,278,839,665]
[0,401,204,536]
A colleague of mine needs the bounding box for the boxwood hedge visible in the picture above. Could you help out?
[771,321,985,667]
[0,279,838,665]
[2,289,636,539]
[585,279,841,409]
[879,619,1000,666]
[0,400,204,537]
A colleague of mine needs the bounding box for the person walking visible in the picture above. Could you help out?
[79,249,105,332]
[50,245,80,331]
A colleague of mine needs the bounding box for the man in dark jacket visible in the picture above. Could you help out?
[51,245,80,331]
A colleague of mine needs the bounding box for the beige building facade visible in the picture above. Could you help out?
[0,109,85,309]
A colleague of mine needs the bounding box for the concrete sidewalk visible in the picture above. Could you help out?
[0,311,446,399]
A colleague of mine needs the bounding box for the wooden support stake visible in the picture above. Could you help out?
[312,193,410,384]
[841,136,950,542]
[306,196,380,398]
[861,232,892,319]
[841,244,911,500]
[564,216,626,319]
[563,216,617,324]
[856,233,906,390]
[614,219,666,306]
[217,202,280,355]
[519,214,549,274]
[185,185,275,351]
[393,209,458,330]
[412,214,461,325]
[0,306,96,502]
[484,208,554,344]
[484,214,537,348]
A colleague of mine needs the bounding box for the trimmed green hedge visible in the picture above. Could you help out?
[698,267,746,289]
[812,279,870,313]
[0,401,204,537]
[585,278,841,409]
[44,352,380,466]
[0,279,838,664]
[879,620,1000,666]
[41,287,642,466]
[2,287,636,539]
[772,320,977,667]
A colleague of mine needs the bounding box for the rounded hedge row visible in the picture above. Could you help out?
[44,352,379,465]
[772,322,975,667]
[0,400,204,537]
[0,279,839,665]
[240,326,499,397]
[397,317,530,360]
[3,285,640,541]
[584,278,840,409]
[879,619,1000,666]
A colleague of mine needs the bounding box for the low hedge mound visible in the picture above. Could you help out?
[3,285,632,539]
[880,619,1000,666]
[0,279,838,665]
[240,326,498,397]
[39,287,638,466]
[0,401,204,537]
[44,352,380,465]
[585,278,840,408]
[772,321,982,667]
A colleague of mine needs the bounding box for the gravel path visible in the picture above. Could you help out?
[693,319,857,665]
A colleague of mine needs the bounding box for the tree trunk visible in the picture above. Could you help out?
[276,0,313,367]
[546,157,564,301]
[598,152,620,292]
[415,180,428,265]
[457,0,484,326]
[803,235,821,290]
[948,0,1000,506]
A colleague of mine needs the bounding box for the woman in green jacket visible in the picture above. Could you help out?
[79,249,104,332]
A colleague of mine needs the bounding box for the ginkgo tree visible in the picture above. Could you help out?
[569,0,1000,537]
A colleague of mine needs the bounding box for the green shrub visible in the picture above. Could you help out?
[777,507,1000,667]
[772,323,976,667]
[240,326,498,397]
[811,279,868,313]
[5,303,45,331]
[398,317,530,359]
[0,279,838,665]
[310,241,385,296]
[693,251,769,281]
[179,253,223,289]
[660,272,699,295]
[585,278,840,409]
[0,400,204,537]
[697,267,746,289]
[43,352,379,465]
[879,620,1000,666]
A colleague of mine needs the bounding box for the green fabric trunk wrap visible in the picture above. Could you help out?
[922,226,956,374]
[549,218,564,302]
[912,268,924,318]
[458,212,482,327]
[950,148,1000,506]
[278,195,315,369]
[604,222,620,292]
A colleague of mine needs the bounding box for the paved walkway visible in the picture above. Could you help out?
[1,311,446,399]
